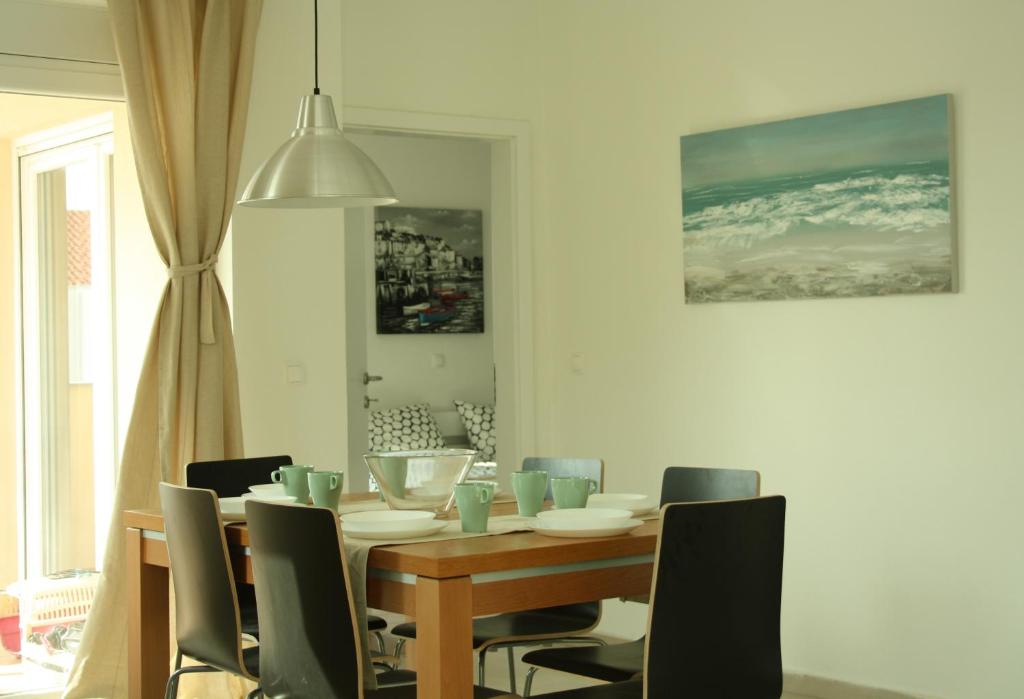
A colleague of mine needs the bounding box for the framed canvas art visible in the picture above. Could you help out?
[374,206,485,334]
[681,94,956,303]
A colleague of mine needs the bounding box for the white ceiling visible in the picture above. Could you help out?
[0,93,115,140]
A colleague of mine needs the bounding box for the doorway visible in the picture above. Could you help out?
[0,94,124,692]
[341,109,534,491]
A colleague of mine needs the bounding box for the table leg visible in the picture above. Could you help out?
[126,527,169,699]
[414,575,473,699]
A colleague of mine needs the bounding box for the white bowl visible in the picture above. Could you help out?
[241,493,298,504]
[586,493,655,516]
[248,483,286,496]
[342,510,437,533]
[364,449,477,514]
[536,507,634,529]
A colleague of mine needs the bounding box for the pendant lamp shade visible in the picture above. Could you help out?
[238,93,397,208]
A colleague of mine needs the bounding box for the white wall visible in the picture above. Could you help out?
[532,2,1024,698]
[233,0,350,469]
[238,0,1024,696]
[346,132,494,416]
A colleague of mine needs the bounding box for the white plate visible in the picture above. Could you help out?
[249,483,286,496]
[537,507,634,529]
[241,493,297,504]
[587,494,656,516]
[218,497,248,521]
[342,520,448,540]
[341,510,437,533]
[532,519,644,538]
[220,494,297,521]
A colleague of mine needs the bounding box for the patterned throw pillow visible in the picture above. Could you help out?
[454,400,496,461]
[368,404,447,452]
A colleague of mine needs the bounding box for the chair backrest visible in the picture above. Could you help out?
[158,483,253,679]
[645,497,785,698]
[246,500,364,699]
[522,457,604,500]
[185,455,293,497]
[660,466,760,506]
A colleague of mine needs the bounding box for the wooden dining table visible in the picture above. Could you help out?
[124,495,659,699]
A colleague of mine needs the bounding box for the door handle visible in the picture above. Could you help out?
[363,372,383,385]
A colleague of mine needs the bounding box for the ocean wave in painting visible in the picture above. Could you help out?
[683,163,950,249]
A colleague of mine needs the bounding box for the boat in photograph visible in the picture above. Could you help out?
[402,302,431,316]
[436,289,468,302]
[418,307,455,325]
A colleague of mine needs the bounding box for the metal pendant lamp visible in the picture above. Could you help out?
[238,0,397,208]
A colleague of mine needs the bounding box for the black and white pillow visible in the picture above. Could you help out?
[454,400,496,461]
[368,404,447,452]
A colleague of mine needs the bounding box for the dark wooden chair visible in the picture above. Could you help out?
[244,499,509,698]
[392,457,605,694]
[536,495,786,699]
[521,466,761,695]
[186,455,390,652]
[185,455,294,497]
[158,483,260,699]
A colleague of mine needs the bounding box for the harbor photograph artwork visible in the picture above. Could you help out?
[681,94,956,303]
[374,207,485,334]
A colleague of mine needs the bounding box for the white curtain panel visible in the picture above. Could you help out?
[63,1,262,696]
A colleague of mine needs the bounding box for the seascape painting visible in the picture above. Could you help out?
[374,207,485,334]
[681,95,955,303]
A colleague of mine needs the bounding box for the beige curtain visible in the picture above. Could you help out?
[63,1,263,697]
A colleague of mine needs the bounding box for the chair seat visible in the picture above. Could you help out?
[392,609,596,649]
[376,669,417,685]
[522,638,644,683]
[368,614,388,632]
[368,681,509,698]
[536,679,643,698]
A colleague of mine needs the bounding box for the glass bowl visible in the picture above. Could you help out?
[363,449,477,514]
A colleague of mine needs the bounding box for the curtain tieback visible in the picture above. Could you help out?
[168,254,219,345]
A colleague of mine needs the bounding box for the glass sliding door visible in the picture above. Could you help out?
[17,118,116,580]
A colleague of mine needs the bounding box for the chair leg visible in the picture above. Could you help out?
[523,666,538,697]
[164,651,184,699]
[372,630,388,656]
[166,665,219,699]
[507,646,517,696]
[478,648,487,687]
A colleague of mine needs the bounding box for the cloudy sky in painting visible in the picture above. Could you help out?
[376,206,484,258]
[681,95,951,188]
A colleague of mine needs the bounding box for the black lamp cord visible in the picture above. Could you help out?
[313,0,320,95]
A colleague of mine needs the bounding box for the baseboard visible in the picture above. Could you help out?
[784,672,943,699]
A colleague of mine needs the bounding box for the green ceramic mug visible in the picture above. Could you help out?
[511,470,548,517]
[550,476,598,509]
[308,470,344,512]
[454,482,493,533]
[271,464,315,503]
[465,480,497,499]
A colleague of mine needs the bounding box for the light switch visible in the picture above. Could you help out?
[431,353,446,369]
[286,363,306,383]
[570,352,584,375]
